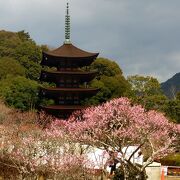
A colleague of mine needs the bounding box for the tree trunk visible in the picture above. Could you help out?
[135,171,148,180]
[113,164,148,180]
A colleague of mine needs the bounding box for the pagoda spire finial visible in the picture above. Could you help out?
[64,2,71,44]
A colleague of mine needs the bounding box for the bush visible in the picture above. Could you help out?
[160,153,180,166]
[0,57,25,80]
[0,76,39,111]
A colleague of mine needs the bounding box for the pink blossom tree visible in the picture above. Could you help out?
[58,97,180,180]
[0,99,179,180]
[0,111,89,179]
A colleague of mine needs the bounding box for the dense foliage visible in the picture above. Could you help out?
[0,30,46,110]
[128,75,180,123]
[0,57,25,80]
[0,30,44,81]
[160,153,180,166]
[0,76,39,110]
[83,58,131,105]
[163,99,180,123]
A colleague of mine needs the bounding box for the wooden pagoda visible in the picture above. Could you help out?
[39,3,99,118]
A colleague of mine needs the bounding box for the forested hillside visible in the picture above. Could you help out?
[0,30,46,110]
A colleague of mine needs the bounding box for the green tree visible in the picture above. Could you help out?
[164,99,180,123]
[0,76,39,111]
[88,57,122,78]
[19,56,41,80]
[127,75,180,123]
[176,92,180,100]
[127,75,162,96]
[0,57,25,80]
[0,30,43,81]
[17,30,31,41]
[14,41,42,64]
[127,75,168,111]
[14,40,42,80]
[83,58,131,105]
[0,30,22,57]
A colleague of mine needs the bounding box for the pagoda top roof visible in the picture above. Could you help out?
[43,43,99,58]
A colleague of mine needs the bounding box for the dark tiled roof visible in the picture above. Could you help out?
[44,43,99,58]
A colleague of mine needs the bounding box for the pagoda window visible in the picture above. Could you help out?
[73,79,78,87]
[59,79,65,87]
[66,79,72,87]
[71,62,75,69]
[66,95,73,104]
[67,61,71,67]
[74,96,79,100]
[74,96,79,105]
[60,61,65,66]
[74,101,79,105]
[66,61,72,71]
[59,96,65,105]
[58,61,66,71]
[66,96,72,100]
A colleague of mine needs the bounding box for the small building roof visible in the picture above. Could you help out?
[44,43,99,58]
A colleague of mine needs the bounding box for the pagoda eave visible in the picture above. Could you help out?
[40,70,98,83]
[43,51,99,59]
[42,105,83,110]
[40,87,99,98]
[41,105,84,118]
[41,53,98,67]
[42,43,99,59]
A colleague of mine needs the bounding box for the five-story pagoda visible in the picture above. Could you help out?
[39,3,99,118]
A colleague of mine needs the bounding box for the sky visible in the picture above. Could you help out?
[0,0,180,82]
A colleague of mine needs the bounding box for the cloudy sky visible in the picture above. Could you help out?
[1,0,180,82]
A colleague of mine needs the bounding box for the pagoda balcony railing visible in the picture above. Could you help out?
[57,83,79,88]
[58,100,80,105]
[44,83,91,89]
[42,68,97,73]
[39,87,99,99]
[40,70,98,85]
